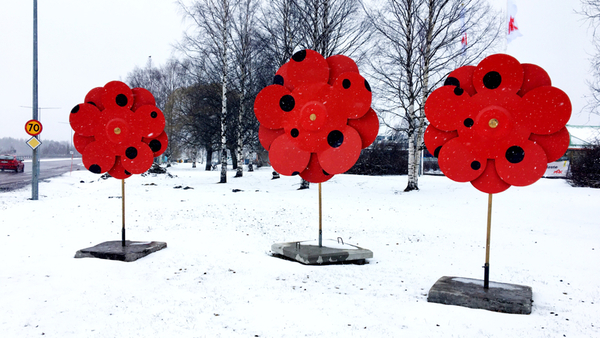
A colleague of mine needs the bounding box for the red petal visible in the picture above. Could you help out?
[518,63,551,97]
[281,49,329,90]
[131,87,156,111]
[424,85,470,131]
[102,81,134,110]
[520,86,571,135]
[259,126,285,151]
[84,87,105,111]
[120,142,154,174]
[473,54,523,95]
[529,127,570,162]
[471,159,511,194]
[82,141,116,174]
[254,84,292,129]
[423,125,458,156]
[326,55,359,85]
[132,105,166,138]
[495,141,547,187]
[143,131,169,157]
[330,72,372,119]
[300,153,334,183]
[107,156,132,179]
[69,103,102,137]
[438,137,486,182]
[446,65,476,96]
[268,134,311,175]
[348,108,380,149]
[73,133,94,154]
[317,126,362,175]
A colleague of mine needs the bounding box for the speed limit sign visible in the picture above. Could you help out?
[25,120,43,136]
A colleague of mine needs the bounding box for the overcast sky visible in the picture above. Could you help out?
[1,0,599,144]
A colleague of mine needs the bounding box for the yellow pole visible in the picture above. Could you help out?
[484,193,493,288]
[122,179,126,247]
[318,183,322,247]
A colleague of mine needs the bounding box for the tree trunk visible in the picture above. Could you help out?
[219,3,229,184]
[231,146,238,169]
[405,130,419,192]
[205,147,213,171]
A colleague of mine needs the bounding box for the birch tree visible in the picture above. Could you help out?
[231,0,259,177]
[178,0,235,183]
[366,0,501,191]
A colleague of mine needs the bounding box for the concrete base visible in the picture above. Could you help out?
[427,276,533,314]
[271,239,372,265]
[74,240,167,262]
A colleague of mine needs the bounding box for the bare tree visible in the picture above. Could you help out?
[365,0,501,191]
[299,0,372,60]
[580,0,600,116]
[126,57,192,161]
[231,0,260,177]
[178,0,235,183]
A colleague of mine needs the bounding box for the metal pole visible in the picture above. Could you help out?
[31,0,39,200]
[318,183,322,247]
[484,193,493,289]
[122,179,126,247]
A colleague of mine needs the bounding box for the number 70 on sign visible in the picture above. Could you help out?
[25,120,43,136]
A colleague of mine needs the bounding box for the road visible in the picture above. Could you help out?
[0,157,84,192]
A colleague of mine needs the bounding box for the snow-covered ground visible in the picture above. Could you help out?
[1,164,598,337]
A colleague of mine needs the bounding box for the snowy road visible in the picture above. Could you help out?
[0,157,83,191]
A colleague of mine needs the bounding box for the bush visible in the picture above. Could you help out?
[347,141,408,176]
[568,141,600,188]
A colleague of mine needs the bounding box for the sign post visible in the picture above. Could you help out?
[31,0,40,201]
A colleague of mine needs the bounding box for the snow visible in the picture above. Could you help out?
[1,164,599,337]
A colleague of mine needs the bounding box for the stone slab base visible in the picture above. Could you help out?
[74,240,167,262]
[427,276,533,314]
[271,239,373,265]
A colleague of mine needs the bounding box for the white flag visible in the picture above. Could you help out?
[507,0,522,43]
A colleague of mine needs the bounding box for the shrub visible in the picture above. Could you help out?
[568,141,600,188]
[347,141,408,176]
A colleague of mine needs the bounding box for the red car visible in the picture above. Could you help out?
[0,155,25,172]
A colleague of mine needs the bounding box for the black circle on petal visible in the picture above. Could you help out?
[279,95,295,112]
[505,146,525,164]
[464,118,474,128]
[364,79,371,92]
[149,139,162,152]
[454,87,464,96]
[292,171,300,176]
[483,71,502,89]
[327,130,344,148]
[126,147,138,160]
[151,111,158,118]
[116,94,128,107]
[434,146,442,158]
[71,105,80,114]
[471,161,481,170]
[89,164,101,174]
[292,50,307,62]
[444,76,460,87]
[343,79,351,89]
[291,128,299,138]
[124,170,131,175]
[273,75,284,86]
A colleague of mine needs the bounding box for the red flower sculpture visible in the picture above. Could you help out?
[424,54,571,194]
[69,81,168,179]
[254,49,379,183]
